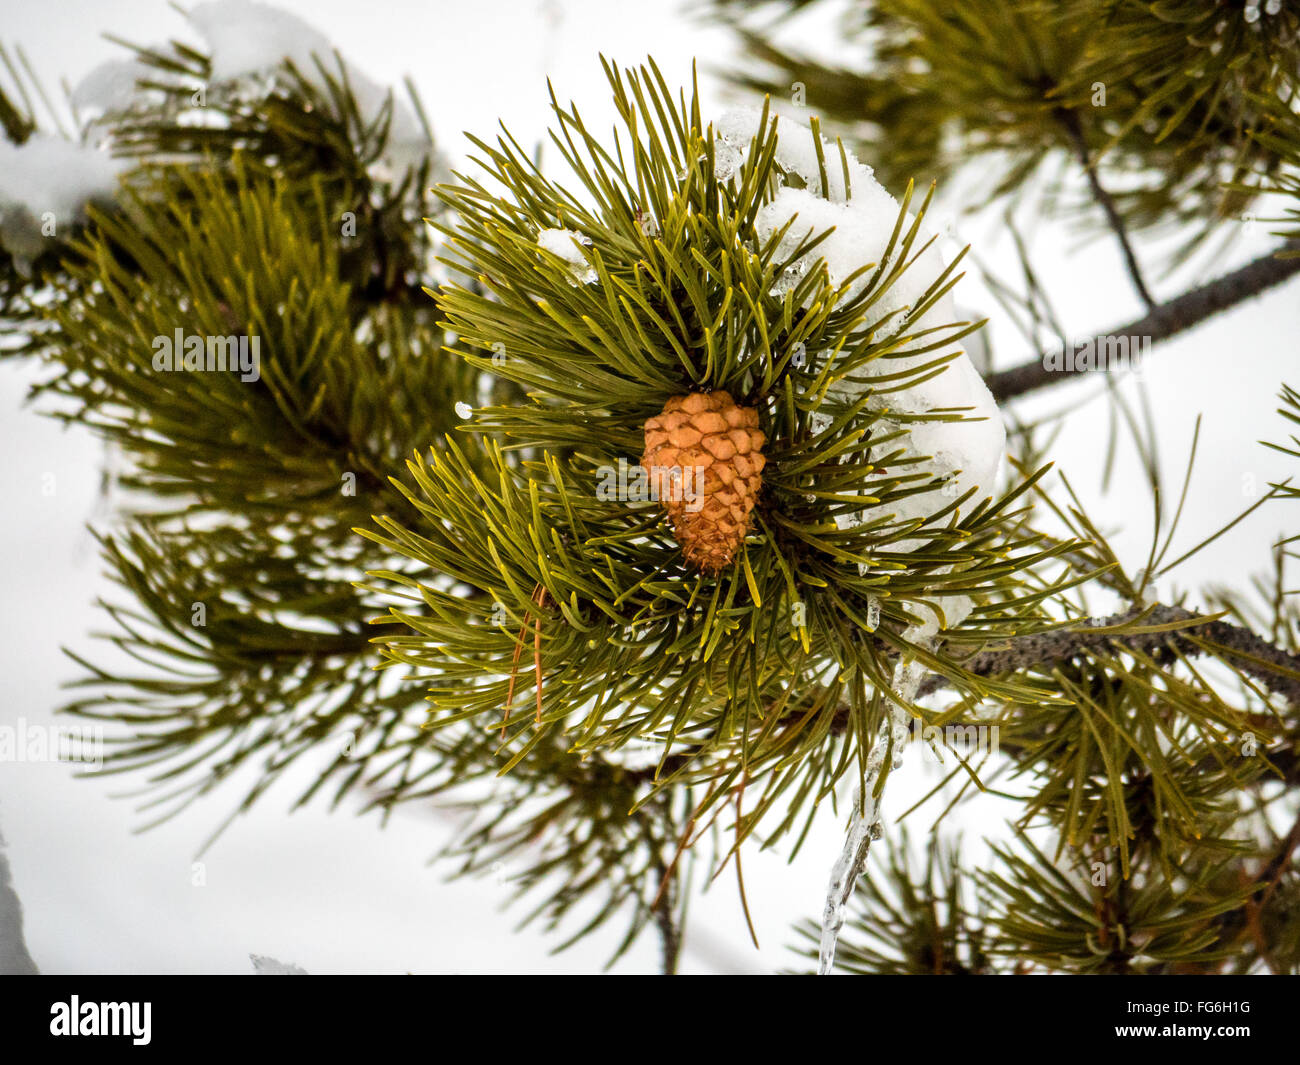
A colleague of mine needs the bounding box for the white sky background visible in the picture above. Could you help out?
[0,0,1296,975]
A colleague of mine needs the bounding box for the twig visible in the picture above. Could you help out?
[1057,108,1155,310]
[651,857,682,976]
[988,242,1300,401]
[918,604,1300,707]
[1180,811,1300,974]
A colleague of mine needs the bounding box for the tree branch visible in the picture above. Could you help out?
[1057,107,1155,310]
[922,604,1300,707]
[987,242,1300,402]
[652,858,682,976]
[1171,810,1300,974]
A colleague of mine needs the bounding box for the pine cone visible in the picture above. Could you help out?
[642,390,766,573]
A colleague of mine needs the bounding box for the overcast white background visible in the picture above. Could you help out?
[1,0,1296,975]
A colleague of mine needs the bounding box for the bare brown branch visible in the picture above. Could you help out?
[988,243,1300,402]
[922,604,1300,706]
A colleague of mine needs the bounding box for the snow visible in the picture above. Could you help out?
[903,592,974,643]
[743,103,1007,968]
[5,4,437,269]
[712,135,745,183]
[722,108,1005,560]
[537,227,598,285]
[71,58,160,120]
[68,4,436,184]
[188,1,434,181]
[757,188,921,326]
[67,2,434,182]
[188,1,334,85]
[714,108,878,201]
[0,134,127,272]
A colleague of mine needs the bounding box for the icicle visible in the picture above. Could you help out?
[676,153,706,181]
[817,779,882,975]
[816,643,929,974]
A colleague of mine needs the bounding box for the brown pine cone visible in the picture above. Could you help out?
[642,390,766,573]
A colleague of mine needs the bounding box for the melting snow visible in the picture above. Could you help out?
[537,227,598,286]
[0,135,127,271]
[69,1,436,184]
[188,1,433,181]
[719,108,1005,558]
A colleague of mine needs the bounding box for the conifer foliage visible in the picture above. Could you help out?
[3,2,1300,973]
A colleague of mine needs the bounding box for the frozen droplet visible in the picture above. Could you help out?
[454,401,472,419]
[869,821,883,841]
[1265,0,1280,14]
[676,152,706,181]
[770,258,808,298]
[1244,1,1261,23]
[865,597,881,633]
[713,140,744,182]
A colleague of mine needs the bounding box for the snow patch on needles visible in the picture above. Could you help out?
[717,108,1005,559]
[69,1,434,183]
[187,0,432,181]
[537,227,598,286]
[0,135,127,272]
[757,189,917,326]
[71,59,161,121]
[188,0,334,84]
[714,108,878,200]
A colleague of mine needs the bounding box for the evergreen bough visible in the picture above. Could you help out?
[2,3,1298,973]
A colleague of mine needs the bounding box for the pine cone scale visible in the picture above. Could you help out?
[641,390,766,573]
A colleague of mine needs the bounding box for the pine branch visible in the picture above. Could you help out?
[652,858,682,976]
[1169,811,1300,974]
[988,241,1300,401]
[921,604,1300,706]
